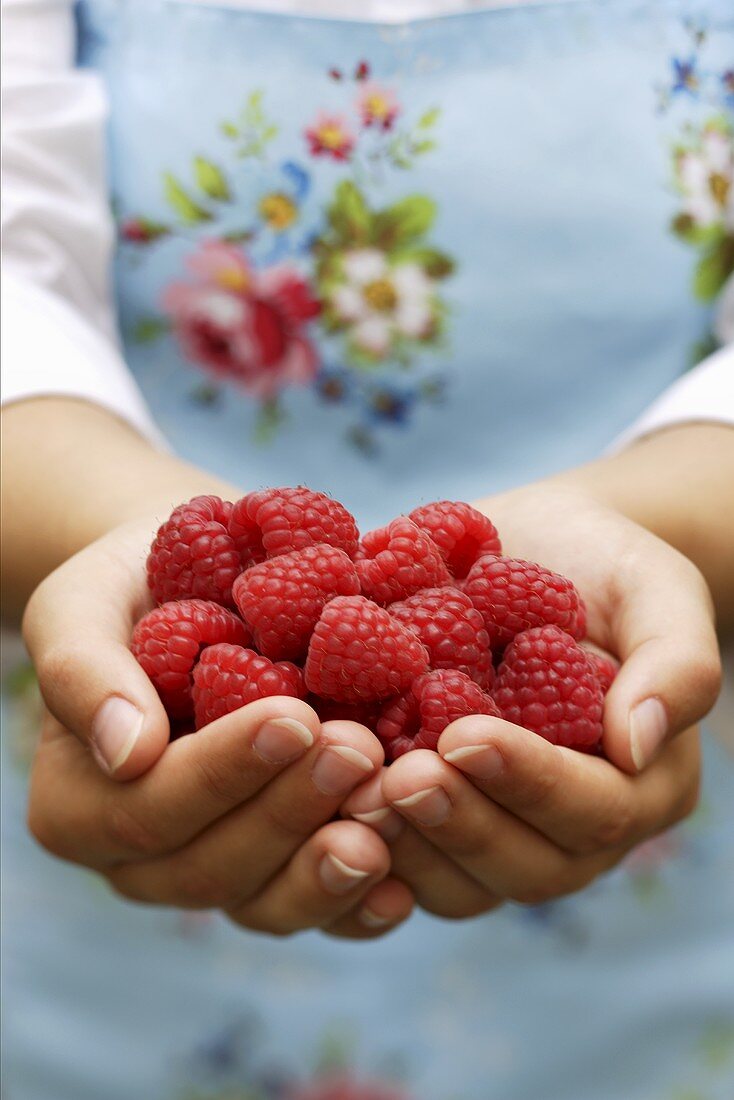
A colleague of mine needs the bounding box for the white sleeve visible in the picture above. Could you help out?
[1,0,161,443]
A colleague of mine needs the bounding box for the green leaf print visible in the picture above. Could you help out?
[132,316,170,343]
[163,172,213,225]
[327,180,371,245]
[373,195,436,249]
[394,246,455,279]
[670,215,725,247]
[692,236,734,301]
[193,156,231,202]
[417,106,441,129]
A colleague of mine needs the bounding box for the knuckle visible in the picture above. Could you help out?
[104,801,163,857]
[227,908,297,937]
[513,866,597,906]
[674,773,701,825]
[34,642,89,698]
[171,862,232,909]
[26,800,68,861]
[519,762,563,810]
[590,796,636,852]
[260,800,311,845]
[191,753,245,808]
[690,652,723,715]
[418,891,500,920]
[106,869,152,904]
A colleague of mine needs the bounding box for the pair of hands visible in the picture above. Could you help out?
[23,483,721,939]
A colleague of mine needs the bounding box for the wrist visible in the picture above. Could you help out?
[1,398,241,621]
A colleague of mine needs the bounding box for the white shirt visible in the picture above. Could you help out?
[2,0,734,445]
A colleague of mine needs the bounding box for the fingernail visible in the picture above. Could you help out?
[319,853,371,895]
[91,696,144,775]
[352,807,406,842]
[311,745,374,796]
[393,786,451,827]
[253,718,314,763]
[443,744,504,779]
[359,906,393,929]
[630,697,668,771]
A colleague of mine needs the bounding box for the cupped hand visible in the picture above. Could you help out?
[342,482,720,918]
[23,517,413,938]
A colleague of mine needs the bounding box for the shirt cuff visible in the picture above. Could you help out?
[613,342,734,451]
[1,270,166,447]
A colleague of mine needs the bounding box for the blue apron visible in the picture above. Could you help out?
[2,1,733,1097]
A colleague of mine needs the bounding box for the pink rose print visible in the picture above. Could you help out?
[162,241,320,399]
[357,84,400,131]
[286,1073,412,1100]
[306,113,355,161]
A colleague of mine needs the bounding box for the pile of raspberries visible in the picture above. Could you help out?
[132,488,616,761]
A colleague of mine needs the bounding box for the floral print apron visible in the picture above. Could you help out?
[2,1,733,1097]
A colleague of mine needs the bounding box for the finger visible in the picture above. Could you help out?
[326,878,415,939]
[382,751,611,904]
[29,699,322,867]
[341,770,406,843]
[108,721,383,905]
[389,827,503,917]
[341,771,497,919]
[601,543,721,772]
[228,821,391,936]
[438,715,701,855]
[22,528,168,780]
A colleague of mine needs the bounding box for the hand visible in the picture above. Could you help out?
[342,483,720,917]
[24,517,413,938]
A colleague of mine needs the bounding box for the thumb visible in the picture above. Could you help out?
[601,545,721,774]
[23,538,170,781]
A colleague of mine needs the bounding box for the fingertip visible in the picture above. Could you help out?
[320,719,385,769]
[91,692,170,781]
[381,749,449,805]
[437,713,518,758]
[358,878,415,929]
[317,819,391,883]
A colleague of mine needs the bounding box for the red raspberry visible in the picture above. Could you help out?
[131,599,250,719]
[389,586,494,690]
[192,643,306,729]
[232,544,360,662]
[146,495,241,606]
[409,500,502,579]
[377,669,501,762]
[585,651,618,695]
[493,625,603,750]
[355,518,450,606]
[228,487,359,565]
[463,555,586,651]
[304,595,429,702]
[308,695,379,728]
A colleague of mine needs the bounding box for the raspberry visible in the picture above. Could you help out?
[308,695,379,728]
[131,599,250,719]
[377,669,501,762]
[409,500,502,579]
[232,544,360,662]
[146,495,241,606]
[585,651,618,695]
[228,487,359,565]
[462,555,586,650]
[355,518,450,606]
[389,586,494,690]
[493,625,603,750]
[304,595,429,702]
[192,643,306,729]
